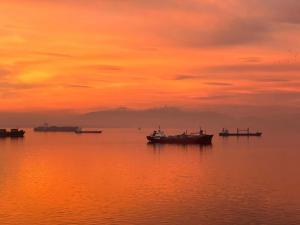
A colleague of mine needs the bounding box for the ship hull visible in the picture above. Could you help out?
[34,126,80,132]
[219,133,262,137]
[0,130,25,138]
[75,131,102,134]
[147,135,213,144]
[10,131,25,138]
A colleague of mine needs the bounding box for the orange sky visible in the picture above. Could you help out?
[0,0,300,111]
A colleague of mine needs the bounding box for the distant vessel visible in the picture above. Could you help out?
[75,128,102,134]
[0,129,25,138]
[147,128,213,144]
[219,128,262,137]
[34,123,80,132]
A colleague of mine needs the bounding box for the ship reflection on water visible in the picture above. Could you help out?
[147,142,213,152]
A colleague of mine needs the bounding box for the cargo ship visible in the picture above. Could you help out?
[219,128,262,137]
[0,129,25,138]
[34,123,80,132]
[75,129,102,134]
[147,128,213,144]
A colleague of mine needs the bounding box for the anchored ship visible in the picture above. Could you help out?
[75,128,102,134]
[0,129,25,138]
[219,128,262,137]
[147,128,213,144]
[34,123,80,132]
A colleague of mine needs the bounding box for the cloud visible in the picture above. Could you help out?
[239,57,262,63]
[206,18,271,47]
[197,94,234,100]
[197,90,300,106]
[159,14,273,48]
[65,84,92,89]
[4,0,293,49]
[0,82,46,90]
[173,74,199,80]
[252,78,291,83]
[249,0,300,24]
[73,0,216,12]
[83,65,122,71]
[0,68,10,77]
[32,51,73,58]
[205,82,233,86]
[203,63,300,73]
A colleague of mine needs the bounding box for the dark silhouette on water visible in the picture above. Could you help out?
[34,123,80,132]
[0,129,25,138]
[75,128,102,134]
[147,142,213,152]
[219,128,262,137]
[147,127,213,144]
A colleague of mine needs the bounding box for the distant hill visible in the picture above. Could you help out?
[79,107,233,129]
[0,107,299,132]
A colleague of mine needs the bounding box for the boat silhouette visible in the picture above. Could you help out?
[147,128,213,144]
[219,128,262,137]
[0,129,25,138]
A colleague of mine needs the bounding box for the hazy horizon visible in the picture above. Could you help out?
[0,106,299,132]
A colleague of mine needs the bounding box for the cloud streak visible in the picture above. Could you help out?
[204,63,300,73]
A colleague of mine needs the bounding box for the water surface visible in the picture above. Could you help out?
[0,129,299,225]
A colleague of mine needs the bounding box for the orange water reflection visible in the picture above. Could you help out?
[0,129,299,225]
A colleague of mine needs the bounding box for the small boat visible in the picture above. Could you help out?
[0,129,25,138]
[147,128,213,144]
[219,128,262,137]
[75,129,102,134]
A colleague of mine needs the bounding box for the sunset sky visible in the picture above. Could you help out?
[1,0,300,112]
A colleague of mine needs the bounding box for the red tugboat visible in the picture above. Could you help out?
[147,128,213,144]
[0,129,25,138]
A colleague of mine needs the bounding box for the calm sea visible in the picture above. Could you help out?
[0,129,299,225]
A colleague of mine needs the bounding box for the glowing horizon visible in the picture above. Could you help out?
[1,0,300,111]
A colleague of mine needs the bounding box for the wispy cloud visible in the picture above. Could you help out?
[0,68,10,77]
[83,65,123,72]
[32,51,73,58]
[203,63,300,73]
[173,74,199,80]
[205,82,233,86]
[65,84,92,89]
[240,57,262,63]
